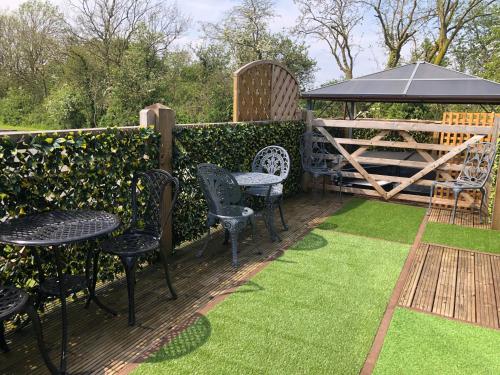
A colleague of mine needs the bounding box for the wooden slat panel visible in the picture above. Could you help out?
[313,118,495,135]
[455,251,476,323]
[412,246,443,311]
[432,247,458,317]
[399,244,429,307]
[332,137,456,151]
[475,253,499,328]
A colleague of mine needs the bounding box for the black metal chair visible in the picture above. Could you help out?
[428,142,497,224]
[0,286,58,374]
[246,146,290,230]
[300,130,344,199]
[98,170,179,326]
[197,163,255,267]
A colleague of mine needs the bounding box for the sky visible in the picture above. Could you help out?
[0,0,387,88]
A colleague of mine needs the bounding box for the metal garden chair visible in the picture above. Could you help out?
[0,286,58,374]
[246,146,290,230]
[300,130,344,199]
[197,163,255,267]
[428,142,497,224]
[98,170,179,326]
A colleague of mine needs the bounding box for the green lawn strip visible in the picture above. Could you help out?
[133,230,410,375]
[423,222,500,254]
[0,123,61,131]
[374,307,500,375]
[318,198,426,244]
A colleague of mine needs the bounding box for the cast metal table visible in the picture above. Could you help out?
[0,210,120,374]
[232,172,283,241]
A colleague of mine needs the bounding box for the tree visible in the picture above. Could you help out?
[0,0,66,101]
[363,0,431,68]
[203,0,275,63]
[425,0,496,65]
[450,4,499,79]
[202,0,316,87]
[294,0,362,79]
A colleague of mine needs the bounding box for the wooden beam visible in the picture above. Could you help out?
[313,119,495,135]
[491,116,500,230]
[340,171,434,186]
[146,103,175,255]
[386,135,485,199]
[313,184,477,208]
[354,156,463,172]
[329,137,457,151]
[316,126,388,199]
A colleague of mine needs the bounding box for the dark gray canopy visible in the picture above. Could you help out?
[302,62,500,104]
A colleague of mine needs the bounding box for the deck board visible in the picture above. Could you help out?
[399,243,500,329]
[0,194,342,374]
[428,208,491,229]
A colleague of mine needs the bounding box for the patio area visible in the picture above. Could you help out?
[0,194,343,374]
[1,191,499,374]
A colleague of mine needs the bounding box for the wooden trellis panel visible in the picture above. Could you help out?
[433,112,497,210]
[233,60,300,122]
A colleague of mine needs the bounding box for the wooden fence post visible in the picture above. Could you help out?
[491,116,500,230]
[302,110,314,192]
[144,103,175,253]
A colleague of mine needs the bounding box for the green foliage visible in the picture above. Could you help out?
[0,88,34,126]
[0,128,160,290]
[172,121,305,244]
[44,84,88,129]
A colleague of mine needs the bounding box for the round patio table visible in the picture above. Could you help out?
[232,172,283,241]
[0,210,120,374]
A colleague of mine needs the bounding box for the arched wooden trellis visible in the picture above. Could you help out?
[233,60,301,122]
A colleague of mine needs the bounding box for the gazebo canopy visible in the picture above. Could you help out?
[302,62,500,104]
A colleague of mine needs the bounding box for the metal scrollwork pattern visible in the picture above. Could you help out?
[252,146,290,180]
[457,142,497,187]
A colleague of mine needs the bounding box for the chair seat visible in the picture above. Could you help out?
[101,232,159,256]
[213,206,254,220]
[0,286,29,320]
[246,184,283,198]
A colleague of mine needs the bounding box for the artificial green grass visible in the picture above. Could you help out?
[374,308,500,375]
[133,230,410,375]
[423,222,500,254]
[319,198,426,244]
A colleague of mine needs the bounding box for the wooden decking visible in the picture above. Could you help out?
[0,194,342,375]
[399,243,500,329]
[428,207,491,229]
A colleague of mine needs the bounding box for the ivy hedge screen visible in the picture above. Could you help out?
[0,121,305,290]
[173,121,305,244]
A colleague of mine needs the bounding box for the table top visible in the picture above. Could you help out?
[0,210,120,246]
[232,172,283,187]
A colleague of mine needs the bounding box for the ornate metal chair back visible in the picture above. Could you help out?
[457,142,497,187]
[197,163,242,216]
[130,169,179,239]
[252,146,290,180]
[300,131,330,171]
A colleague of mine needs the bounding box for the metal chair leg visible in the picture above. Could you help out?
[230,230,239,267]
[278,200,289,231]
[158,249,177,300]
[121,257,137,326]
[197,225,211,258]
[223,229,229,245]
[25,303,58,374]
[427,183,435,215]
[479,188,486,224]
[451,189,460,224]
[0,321,9,353]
